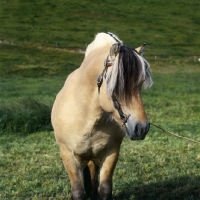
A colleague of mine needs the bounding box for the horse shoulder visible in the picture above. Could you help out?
[51,67,101,150]
[51,69,82,133]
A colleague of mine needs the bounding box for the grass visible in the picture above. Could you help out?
[0,132,71,199]
[0,0,200,199]
[0,0,200,56]
[1,63,200,199]
[0,44,84,77]
[0,44,83,135]
[0,129,199,199]
[0,99,52,134]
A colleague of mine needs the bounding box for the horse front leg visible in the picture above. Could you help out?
[98,147,120,200]
[60,145,86,200]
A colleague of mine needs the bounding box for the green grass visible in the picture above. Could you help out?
[0,0,200,56]
[0,44,83,135]
[0,99,52,134]
[1,65,200,199]
[0,0,200,199]
[0,130,199,199]
[0,132,71,199]
[0,44,84,77]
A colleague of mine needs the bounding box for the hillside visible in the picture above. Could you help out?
[0,0,200,57]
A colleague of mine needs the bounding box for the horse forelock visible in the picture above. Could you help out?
[85,32,123,57]
[106,45,152,104]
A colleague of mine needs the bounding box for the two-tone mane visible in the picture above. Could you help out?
[85,32,122,57]
[106,41,152,104]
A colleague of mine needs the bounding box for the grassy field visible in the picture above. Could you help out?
[0,0,200,199]
[0,0,200,56]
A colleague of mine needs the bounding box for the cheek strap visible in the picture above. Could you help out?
[97,56,110,94]
[97,55,130,127]
[111,94,130,127]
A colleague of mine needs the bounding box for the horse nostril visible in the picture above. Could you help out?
[135,124,141,136]
[126,120,150,140]
[135,122,150,137]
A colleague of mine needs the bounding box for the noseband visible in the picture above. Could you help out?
[97,53,130,127]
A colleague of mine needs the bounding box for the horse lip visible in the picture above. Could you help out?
[128,134,146,140]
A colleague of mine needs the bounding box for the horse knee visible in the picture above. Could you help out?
[98,181,112,200]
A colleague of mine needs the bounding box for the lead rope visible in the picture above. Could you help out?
[151,123,200,144]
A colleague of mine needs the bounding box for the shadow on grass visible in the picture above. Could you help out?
[114,176,200,200]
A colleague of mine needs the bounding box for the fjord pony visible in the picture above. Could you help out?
[51,32,152,200]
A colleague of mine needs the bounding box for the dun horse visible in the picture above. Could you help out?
[51,32,153,200]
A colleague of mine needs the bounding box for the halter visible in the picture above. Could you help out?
[97,34,131,127]
[97,55,109,94]
[111,94,131,126]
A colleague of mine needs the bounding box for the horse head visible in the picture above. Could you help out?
[98,37,153,140]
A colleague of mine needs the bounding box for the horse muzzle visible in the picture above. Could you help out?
[125,119,150,140]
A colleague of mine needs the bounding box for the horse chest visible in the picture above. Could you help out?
[73,131,118,158]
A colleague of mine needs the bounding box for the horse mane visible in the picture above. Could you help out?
[85,32,123,57]
[106,45,153,104]
[85,32,152,104]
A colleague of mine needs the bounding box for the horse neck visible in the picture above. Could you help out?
[76,46,111,120]
[76,48,104,96]
[81,46,110,83]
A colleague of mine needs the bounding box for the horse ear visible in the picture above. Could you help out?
[135,43,146,56]
[110,43,120,60]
